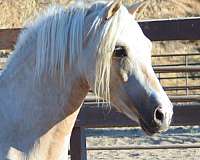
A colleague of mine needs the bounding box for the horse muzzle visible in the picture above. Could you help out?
[139,96,173,136]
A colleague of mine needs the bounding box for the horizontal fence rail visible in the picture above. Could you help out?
[1,17,200,50]
[139,17,200,41]
[163,85,200,91]
[87,144,200,151]
[152,53,200,57]
[84,95,200,103]
[0,28,20,50]
[75,103,200,128]
[154,66,200,73]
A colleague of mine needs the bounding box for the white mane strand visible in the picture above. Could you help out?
[2,2,127,101]
[34,3,127,101]
[92,4,127,101]
[35,5,85,82]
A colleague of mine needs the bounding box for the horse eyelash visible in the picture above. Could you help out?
[113,46,127,58]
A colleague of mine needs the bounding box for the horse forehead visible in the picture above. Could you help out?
[118,20,152,56]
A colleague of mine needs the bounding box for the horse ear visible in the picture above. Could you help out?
[105,0,122,20]
[128,1,146,17]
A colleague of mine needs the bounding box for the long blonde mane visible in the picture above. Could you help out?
[2,1,127,101]
[92,3,126,101]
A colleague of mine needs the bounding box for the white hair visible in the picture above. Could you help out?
[4,1,127,101]
[91,3,127,101]
[34,5,85,82]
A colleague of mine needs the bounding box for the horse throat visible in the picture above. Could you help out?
[42,78,90,160]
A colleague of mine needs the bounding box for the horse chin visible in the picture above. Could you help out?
[139,119,160,136]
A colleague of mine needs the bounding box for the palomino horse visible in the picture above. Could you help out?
[0,1,173,160]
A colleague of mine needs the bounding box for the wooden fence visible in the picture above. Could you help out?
[0,17,200,160]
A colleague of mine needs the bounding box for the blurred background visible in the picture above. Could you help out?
[1,0,200,28]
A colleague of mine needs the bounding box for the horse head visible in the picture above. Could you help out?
[83,1,173,135]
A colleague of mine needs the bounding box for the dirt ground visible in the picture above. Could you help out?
[86,126,200,160]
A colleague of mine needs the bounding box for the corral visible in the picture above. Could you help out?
[0,17,200,160]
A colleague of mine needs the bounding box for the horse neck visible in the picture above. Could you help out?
[0,44,90,159]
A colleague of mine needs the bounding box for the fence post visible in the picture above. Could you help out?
[70,127,87,160]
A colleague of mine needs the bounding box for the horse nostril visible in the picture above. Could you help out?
[154,107,164,124]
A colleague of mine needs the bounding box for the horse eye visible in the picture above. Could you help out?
[113,46,127,58]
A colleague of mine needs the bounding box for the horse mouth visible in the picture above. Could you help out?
[139,119,160,136]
